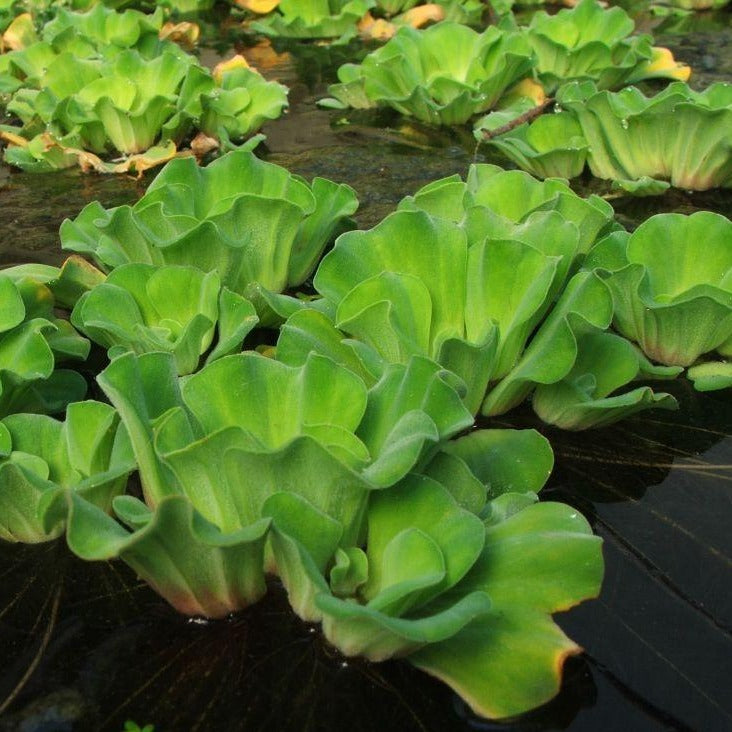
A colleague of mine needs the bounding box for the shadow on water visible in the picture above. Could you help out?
[0,11,731,732]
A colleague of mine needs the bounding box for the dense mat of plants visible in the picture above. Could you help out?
[0,4,288,171]
[0,0,730,725]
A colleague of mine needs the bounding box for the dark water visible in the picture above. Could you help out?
[1,10,731,732]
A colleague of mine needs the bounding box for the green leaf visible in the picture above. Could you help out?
[262,492,342,621]
[533,331,680,429]
[410,500,603,719]
[482,270,614,416]
[1,403,131,543]
[559,81,732,191]
[325,23,534,124]
[60,492,271,618]
[592,212,732,366]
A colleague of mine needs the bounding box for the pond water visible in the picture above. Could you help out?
[0,8,731,732]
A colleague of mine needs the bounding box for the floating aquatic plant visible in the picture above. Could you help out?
[523,0,690,92]
[200,55,289,152]
[321,22,535,125]
[557,81,732,193]
[60,150,358,316]
[45,348,471,614]
[42,348,602,716]
[476,110,589,180]
[70,263,259,375]
[0,401,133,542]
[0,18,287,172]
[277,166,674,425]
[308,207,576,413]
[250,0,376,39]
[0,272,89,418]
[262,429,603,719]
[584,213,732,373]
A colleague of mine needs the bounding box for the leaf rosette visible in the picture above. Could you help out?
[1,25,288,170]
[46,347,471,616]
[250,0,377,39]
[524,0,690,92]
[70,263,259,375]
[60,150,358,316]
[584,213,732,370]
[0,400,133,542]
[200,56,288,151]
[258,428,603,719]
[557,80,732,192]
[277,165,653,426]
[322,22,535,125]
[476,111,588,180]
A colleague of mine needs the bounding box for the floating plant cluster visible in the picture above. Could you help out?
[321,1,690,124]
[480,81,732,192]
[0,0,730,725]
[0,4,288,171]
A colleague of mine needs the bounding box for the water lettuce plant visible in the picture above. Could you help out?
[200,55,288,151]
[557,81,732,192]
[277,166,674,424]
[476,110,588,180]
[39,4,169,53]
[60,150,358,315]
[260,428,603,719]
[523,0,690,92]
[584,213,732,374]
[0,400,133,542]
[45,348,472,614]
[0,272,89,418]
[321,23,535,125]
[42,347,603,717]
[250,0,376,39]
[0,24,288,171]
[70,263,259,375]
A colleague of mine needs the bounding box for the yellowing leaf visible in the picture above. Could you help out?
[401,4,445,29]
[191,132,220,158]
[2,13,37,52]
[507,78,547,107]
[159,21,200,50]
[645,47,691,81]
[235,0,281,13]
[358,14,396,41]
[0,129,29,147]
[213,54,251,84]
